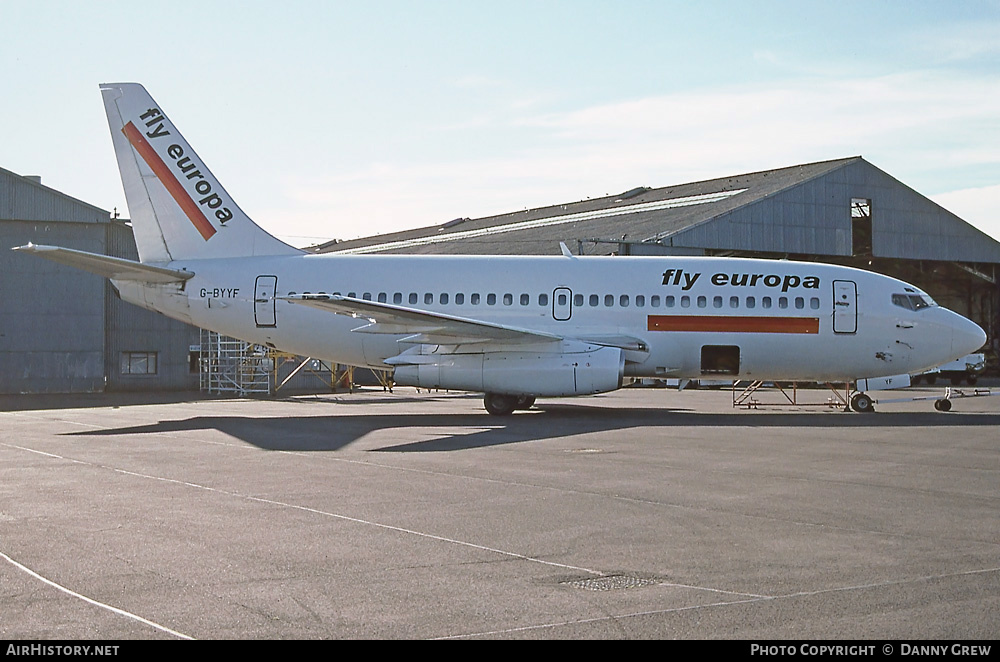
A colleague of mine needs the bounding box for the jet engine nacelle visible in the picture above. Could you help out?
[393,346,625,397]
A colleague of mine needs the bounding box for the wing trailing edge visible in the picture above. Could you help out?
[280,293,563,345]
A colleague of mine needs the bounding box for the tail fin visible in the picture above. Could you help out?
[100,83,302,263]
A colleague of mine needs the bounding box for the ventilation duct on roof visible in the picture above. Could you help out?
[618,186,649,201]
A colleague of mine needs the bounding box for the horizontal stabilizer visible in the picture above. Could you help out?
[12,244,194,283]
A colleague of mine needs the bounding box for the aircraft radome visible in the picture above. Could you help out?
[14,83,988,415]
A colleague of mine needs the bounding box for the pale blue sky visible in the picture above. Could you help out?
[2,1,999,244]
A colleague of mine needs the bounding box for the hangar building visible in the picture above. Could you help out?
[1,167,199,394]
[318,157,1000,370]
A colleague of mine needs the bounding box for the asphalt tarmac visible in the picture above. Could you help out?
[1,386,998,640]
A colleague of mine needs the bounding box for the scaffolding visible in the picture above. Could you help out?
[199,330,273,395]
[732,380,851,410]
[198,330,388,395]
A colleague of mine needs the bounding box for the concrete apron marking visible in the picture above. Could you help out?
[0,549,194,640]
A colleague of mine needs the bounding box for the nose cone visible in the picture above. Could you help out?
[952,313,987,357]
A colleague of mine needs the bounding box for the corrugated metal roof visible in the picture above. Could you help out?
[0,166,109,224]
[319,157,859,256]
[318,157,1000,264]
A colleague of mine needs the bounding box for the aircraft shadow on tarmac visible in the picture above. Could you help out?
[63,404,1000,453]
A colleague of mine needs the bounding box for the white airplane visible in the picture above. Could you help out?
[14,83,988,415]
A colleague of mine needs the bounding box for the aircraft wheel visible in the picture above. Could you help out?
[515,395,536,410]
[850,392,875,413]
[934,399,952,412]
[926,375,937,385]
[966,375,978,386]
[484,393,518,416]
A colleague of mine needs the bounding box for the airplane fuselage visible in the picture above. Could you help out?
[115,253,980,384]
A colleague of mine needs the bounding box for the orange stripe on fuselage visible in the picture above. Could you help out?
[122,122,216,241]
[647,315,819,334]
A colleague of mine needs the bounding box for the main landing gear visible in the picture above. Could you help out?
[483,393,536,416]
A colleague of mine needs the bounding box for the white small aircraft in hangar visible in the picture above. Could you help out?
[14,83,987,415]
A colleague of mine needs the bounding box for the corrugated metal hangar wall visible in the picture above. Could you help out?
[1,167,199,394]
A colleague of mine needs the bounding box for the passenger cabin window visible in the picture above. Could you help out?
[539,293,548,306]
[455,293,465,305]
[471,293,480,305]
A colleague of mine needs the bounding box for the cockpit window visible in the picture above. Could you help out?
[892,293,935,311]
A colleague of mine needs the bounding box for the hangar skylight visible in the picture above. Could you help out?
[332,188,748,254]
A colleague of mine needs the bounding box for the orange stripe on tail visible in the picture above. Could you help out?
[122,122,216,241]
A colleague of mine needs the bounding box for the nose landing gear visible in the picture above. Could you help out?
[850,392,875,413]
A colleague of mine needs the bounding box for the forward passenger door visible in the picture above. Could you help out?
[833,280,857,334]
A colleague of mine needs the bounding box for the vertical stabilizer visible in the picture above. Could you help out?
[100,83,302,263]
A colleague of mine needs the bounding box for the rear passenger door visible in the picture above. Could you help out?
[255,275,278,328]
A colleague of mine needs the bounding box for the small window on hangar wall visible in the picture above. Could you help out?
[121,351,158,375]
[851,198,872,256]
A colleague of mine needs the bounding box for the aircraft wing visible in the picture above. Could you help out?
[12,244,194,283]
[280,294,564,345]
